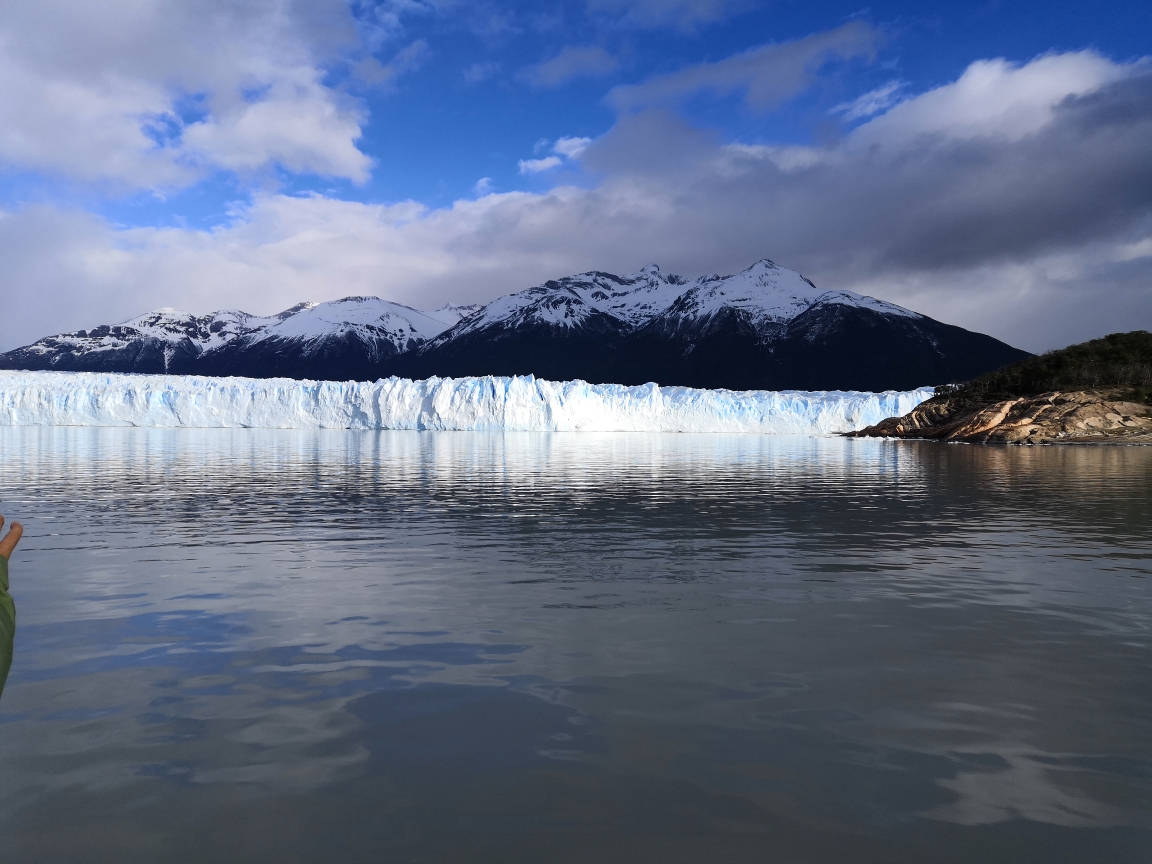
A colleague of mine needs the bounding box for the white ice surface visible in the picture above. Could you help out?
[0,371,932,434]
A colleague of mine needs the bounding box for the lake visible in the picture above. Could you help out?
[0,427,1149,863]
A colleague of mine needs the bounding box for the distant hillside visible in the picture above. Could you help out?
[936,330,1152,404]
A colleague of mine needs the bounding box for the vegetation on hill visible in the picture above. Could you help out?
[936,331,1152,404]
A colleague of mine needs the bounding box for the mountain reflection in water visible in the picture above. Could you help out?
[0,428,1149,863]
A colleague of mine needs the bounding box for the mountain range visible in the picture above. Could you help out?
[0,259,1030,391]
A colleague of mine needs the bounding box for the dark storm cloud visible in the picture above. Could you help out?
[868,72,1152,271]
[583,70,1152,272]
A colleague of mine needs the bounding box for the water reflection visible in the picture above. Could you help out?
[0,428,1149,862]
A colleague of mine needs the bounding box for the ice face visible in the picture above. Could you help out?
[0,371,932,434]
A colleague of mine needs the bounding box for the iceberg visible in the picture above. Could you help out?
[0,370,933,434]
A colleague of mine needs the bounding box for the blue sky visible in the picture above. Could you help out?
[1,0,1151,351]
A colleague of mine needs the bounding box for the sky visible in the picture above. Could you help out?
[1,0,1151,353]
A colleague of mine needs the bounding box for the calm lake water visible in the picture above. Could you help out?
[0,427,1149,863]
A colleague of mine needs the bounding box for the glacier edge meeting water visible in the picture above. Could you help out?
[0,370,933,433]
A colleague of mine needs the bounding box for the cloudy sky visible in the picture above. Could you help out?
[1,0,1150,352]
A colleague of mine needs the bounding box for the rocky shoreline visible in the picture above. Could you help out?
[849,388,1152,444]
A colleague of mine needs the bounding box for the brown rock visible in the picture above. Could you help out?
[849,388,1152,444]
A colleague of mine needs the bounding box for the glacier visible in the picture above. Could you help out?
[0,370,933,434]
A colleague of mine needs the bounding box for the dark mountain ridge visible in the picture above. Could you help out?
[1,260,1030,391]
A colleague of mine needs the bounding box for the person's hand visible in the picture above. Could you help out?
[0,515,22,561]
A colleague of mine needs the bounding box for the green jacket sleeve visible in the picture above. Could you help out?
[0,556,13,699]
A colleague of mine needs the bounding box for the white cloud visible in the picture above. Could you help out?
[518,156,563,174]
[181,76,371,181]
[832,79,905,120]
[553,136,593,158]
[2,52,1151,357]
[351,0,441,50]
[1116,236,1152,261]
[852,51,1131,146]
[517,136,594,174]
[0,191,612,351]
[521,46,621,88]
[0,0,374,187]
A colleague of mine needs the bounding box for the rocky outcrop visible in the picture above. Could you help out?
[850,389,1152,444]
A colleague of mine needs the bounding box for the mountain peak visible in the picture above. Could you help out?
[274,302,317,320]
[430,303,483,327]
[0,256,1028,390]
[125,307,198,326]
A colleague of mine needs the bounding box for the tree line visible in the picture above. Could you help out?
[935,331,1152,403]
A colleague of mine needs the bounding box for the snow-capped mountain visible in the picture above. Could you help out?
[1,259,1030,390]
[195,297,454,380]
[398,260,1029,390]
[247,297,448,347]
[423,260,915,347]
[442,259,916,340]
[439,264,690,339]
[0,306,285,374]
[1,296,457,377]
[646,260,917,335]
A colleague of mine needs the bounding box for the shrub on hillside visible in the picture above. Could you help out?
[935,331,1152,403]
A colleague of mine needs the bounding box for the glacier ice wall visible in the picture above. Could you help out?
[0,371,932,434]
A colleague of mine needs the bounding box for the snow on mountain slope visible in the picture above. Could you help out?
[659,260,919,333]
[435,264,689,342]
[15,307,272,359]
[120,308,266,348]
[2,297,458,373]
[242,296,451,354]
[0,370,933,434]
[2,258,971,391]
[593,264,694,326]
[5,259,918,372]
[428,259,916,348]
[428,304,483,327]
